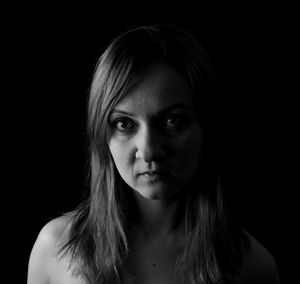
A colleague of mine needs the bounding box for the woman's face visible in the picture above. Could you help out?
[108,63,202,200]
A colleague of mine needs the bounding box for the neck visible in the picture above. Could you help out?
[131,191,186,238]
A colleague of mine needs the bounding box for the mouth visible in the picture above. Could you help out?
[139,170,169,180]
[142,170,160,175]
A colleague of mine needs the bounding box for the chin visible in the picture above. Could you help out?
[134,185,181,201]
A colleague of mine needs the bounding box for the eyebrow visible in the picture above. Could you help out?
[111,103,192,116]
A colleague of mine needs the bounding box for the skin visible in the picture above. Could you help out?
[107,62,202,203]
[27,216,280,284]
[27,62,280,284]
[107,62,203,241]
[107,62,203,283]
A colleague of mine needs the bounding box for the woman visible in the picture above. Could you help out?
[27,24,280,284]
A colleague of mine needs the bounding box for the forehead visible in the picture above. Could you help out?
[114,63,193,114]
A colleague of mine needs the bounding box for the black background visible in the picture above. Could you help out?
[4,7,294,283]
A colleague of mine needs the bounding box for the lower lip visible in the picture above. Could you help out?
[141,173,167,181]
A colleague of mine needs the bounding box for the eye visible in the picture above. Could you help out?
[113,118,135,131]
[164,115,185,129]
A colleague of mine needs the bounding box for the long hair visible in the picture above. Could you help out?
[59,24,249,284]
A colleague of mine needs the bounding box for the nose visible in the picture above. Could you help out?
[135,125,166,162]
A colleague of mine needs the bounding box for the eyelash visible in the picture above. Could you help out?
[111,115,187,132]
[112,118,135,131]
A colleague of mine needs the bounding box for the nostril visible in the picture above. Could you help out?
[135,147,166,162]
[135,127,166,162]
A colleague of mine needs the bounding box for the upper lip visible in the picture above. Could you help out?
[140,170,166,175]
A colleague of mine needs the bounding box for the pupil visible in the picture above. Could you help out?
[168,118,176,125]
[119,120,130,129]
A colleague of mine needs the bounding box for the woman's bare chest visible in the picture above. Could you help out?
[121,237,184,284]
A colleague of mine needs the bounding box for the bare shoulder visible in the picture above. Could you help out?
[27,214,73,284]
[234,231,280,284]
[39,215,73,245]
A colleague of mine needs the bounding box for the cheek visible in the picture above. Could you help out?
[172,127,202,170]
[108,139,134,175]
